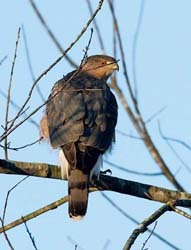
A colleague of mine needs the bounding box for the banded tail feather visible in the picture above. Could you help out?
[68,169,89,220]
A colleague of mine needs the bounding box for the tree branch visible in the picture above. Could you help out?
[0,159,191,205]
[0,159,191,234]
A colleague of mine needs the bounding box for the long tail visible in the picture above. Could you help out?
[68,168,89,220]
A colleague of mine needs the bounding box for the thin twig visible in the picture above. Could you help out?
[0,0,104,142]
[158,121,191,174]
[29,0,77,68]
[102,239,111,250]
[86,0,105,53]
[168,204,191,220]
[141,221,158,250]
[0,89,42,129]
[108,0,137,106]
[132,0,146,102]
[23,219,39,250]
[3,176,29,221]
[22,25,45,102]
[0,137,42,151]
[112,0,117,59]
[4,27,21,160]
[145,105,167,124]
[116,129,141,140]
[0,55,8,66]
[67,236,86,250]
[104,160,163,176]
[159,122,191,151]
[0,175,29,249]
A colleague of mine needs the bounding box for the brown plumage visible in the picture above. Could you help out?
[41,55,118,219]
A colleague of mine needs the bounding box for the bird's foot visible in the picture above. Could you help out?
[100,168,112,175]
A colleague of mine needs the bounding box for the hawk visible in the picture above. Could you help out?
[40,55,118,220]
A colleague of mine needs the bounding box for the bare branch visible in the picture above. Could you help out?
[0,159,190,236]
[3,176,29,221]
[0,196,68,234]
[67,236,86,250]
[23,219,39,250]
[108,0,136,104]
[115,129,142,140]
[22,25,45,102]
[159,122,191,151]
[86,0,105,53]
[141,221,158,250]
[168,202,191,220]
[0,89,39,128]
[4,27,21,160]
[0,55,8,66]
[104,160,163,176]
[0,218,14,250]
[0,159,191,204]
[0,137,42,151]
[145,105,167,124]
[158,121,191,174]
[132,0,146,102]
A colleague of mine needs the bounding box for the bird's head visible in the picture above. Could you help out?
[81,55,119,80]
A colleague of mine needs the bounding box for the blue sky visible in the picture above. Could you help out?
[1,1,191,249]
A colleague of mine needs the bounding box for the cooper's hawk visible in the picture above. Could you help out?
[40,55,118,220]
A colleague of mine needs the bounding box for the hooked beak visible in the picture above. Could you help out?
[106,60,119,71]
[114,62,119,71]
[113,59,119,71]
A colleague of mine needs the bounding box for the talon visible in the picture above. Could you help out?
[101,169,112,175]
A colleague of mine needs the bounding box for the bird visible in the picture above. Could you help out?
[40,55,118,220]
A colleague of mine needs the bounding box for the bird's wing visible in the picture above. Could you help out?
[46,71,118,152]
[46,71,85,148]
